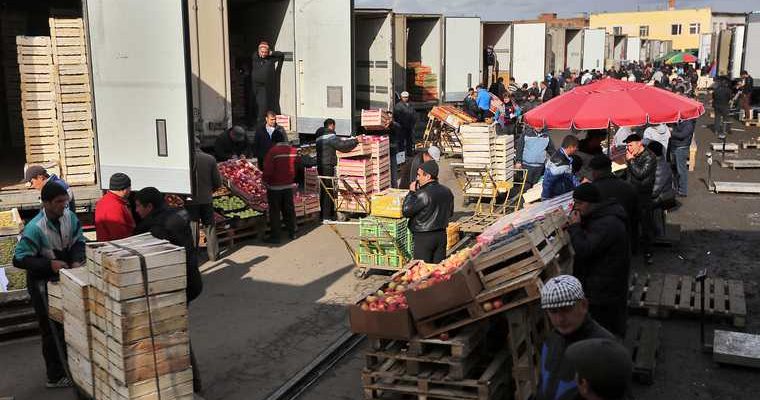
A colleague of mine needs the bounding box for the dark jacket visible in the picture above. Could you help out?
[712,81,732,113]
[393,101,417,130]
[669,119,695,149]
[741,76,754,94]
[542,149,575,200]
[541,87,553,103]
[190,149,222,205]
[626,148,657,198]
[214,130,251,162]
[252,125,287,169]
[402,180,454,233]
[537,317,615,400]
[568,201,631,306]
[400,152,425,190]
[251,51,284,86]
[463,96,479,118]
[315,130,358,172]
[135,207,203,302]
[652,155,674,202]
[488,81,505,98]
[592,173,639,245]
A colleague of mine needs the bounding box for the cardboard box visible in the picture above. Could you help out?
[405,261,483,321]
[348,304,414,340]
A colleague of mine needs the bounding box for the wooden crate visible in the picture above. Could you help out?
[506,305,548,400]
[623,318,661,385]
[47,280,63,323]
[60,267,94,397]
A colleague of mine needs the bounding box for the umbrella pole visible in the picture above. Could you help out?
[607,124,612,156]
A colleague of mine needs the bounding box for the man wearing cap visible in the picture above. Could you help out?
[394,91,417,156]
[402,160,454,263]
[94,173,135,241]
[568,184,631,336]
[589,155,639,252]
[253,111,287,170]
[315,118,359,220]
[214,125,251,162]
[187,138,223,259]
[24,165,75,210]
[249,40,285,126]
[400,146,441,190]
[566,339,632,400]
[624,133,657,265]
[13,181,86,388]
[537,275,615,400]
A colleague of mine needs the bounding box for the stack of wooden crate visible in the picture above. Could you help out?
[60,267,94,397]
[360,109,391,131]
[85,234,193,400]
[460,123,515,197]
[17,36,59,166]
[47,279,63,323]
[1,11,26,147]
[336,135,390,214]
[49,17,95,185]
[491,135,515,184]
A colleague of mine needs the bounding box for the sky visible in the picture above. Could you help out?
[354,0,752,20]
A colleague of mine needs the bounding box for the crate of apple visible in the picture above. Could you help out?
[403,245,483,291]
[217,160,268,211]
[359,282,409,313]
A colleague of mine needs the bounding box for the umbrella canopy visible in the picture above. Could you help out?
[665,52,697,64]
[523,78,705,130]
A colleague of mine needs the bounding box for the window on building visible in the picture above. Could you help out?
[671,24,682,35]
[639,25,649,37]
[690,23,701,34]
[613,26,623,35]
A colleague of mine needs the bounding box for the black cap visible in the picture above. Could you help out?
[109,173,132,191]
[573,183,601,203]
[418,160,439,179]
[22,165,47,183]
[589,155,612,171]
[623,133,642,143]
[41,181,68,202]
[566,338,632,399]
[230,126,246,142]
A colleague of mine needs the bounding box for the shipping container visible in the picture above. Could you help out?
[511,23,546,85]
[565,29,583,72]
[394,14,444,107]
[730,25,745,79]
[354,9,395,113]
[717,29,733,76]
[625,37,641,62]
[482,21,511,85]
[582,28,605,71]
[546,27,565,76]
[744,12,760,85]
[444,16,481,102]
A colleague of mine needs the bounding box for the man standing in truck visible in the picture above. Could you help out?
[249,40,285,127]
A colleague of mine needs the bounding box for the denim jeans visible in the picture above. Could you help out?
[670,145,690,196]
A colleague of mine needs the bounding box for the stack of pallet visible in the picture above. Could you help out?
[17,36,59,166]
[491,135,515,183]
[407,62,438,102]
[85,234,193,400]
[358,216,413,269]
[60,267,94,396]
[1,11,26,147]
[336,135,390,214]
[360,109,391,131]
[49,17,96,185]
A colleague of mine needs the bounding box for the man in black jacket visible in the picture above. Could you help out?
[252,111,287,170]
[540,81,553,103]
[402,160,454,263]
[624,133,657,264]
[567,184,631,337]
[394,91,417,155]
[712,77,731,135]
[669,119,695,197]
[463,88,479,118]
[316,119,358,220]
[249,41,284,126]
[536,275,615,400]
[134,187,203,392]
[214,126,251,162]
[590,155,639,253]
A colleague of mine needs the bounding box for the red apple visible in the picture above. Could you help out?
[492,300,503,309]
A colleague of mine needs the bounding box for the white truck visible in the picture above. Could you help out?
[582,29,605,72]
[354,8,395,114]
[444,16,481,101]
[482,21,512,84]
[511,23,546,85]
[393,14,444,107]
[744,12,760,86]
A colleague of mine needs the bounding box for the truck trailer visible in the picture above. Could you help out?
[511,23,546,85]
[444,16,481,102]
[394,14,444,107]
[481,21,511,85]
[744,12,760,86]
[582,28,605,72]
[354,8,395,114]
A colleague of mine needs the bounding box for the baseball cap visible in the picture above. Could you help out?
[541,275,585,309]
[623,133,642,143]
[566,338,632,399]
[22,165,47,183]
[400,91,410,98]
[427,146,441,162]
[418,160,439,179]
[573,183,601,204]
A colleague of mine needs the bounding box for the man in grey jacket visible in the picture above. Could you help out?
[187,137,222,260]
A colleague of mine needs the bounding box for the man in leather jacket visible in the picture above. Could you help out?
[624,133,657,264]
[402,160,454,263]
[315,119,358,220]
[249,41,284,126]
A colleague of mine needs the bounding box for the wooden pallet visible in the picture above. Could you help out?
[362,348,510,400]
[506,305,548,400]
[624,319,660,385]
[0,289,38,342]
[719,159,760,169]
[710,142,739,152]
[712,181,760,194]
[628,273,664,317]
[457,214,500,235]
[741,138,760,149]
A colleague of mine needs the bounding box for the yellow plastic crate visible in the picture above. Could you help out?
[370,189,408,218]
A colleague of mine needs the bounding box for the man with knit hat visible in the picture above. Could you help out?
[95,173,135,241]
[402,160,454,263]
[536,275,614,400]
[568,184,631,337]
[589,155,639,253]
[566,338,633,400]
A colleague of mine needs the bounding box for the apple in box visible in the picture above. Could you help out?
[348,282,414,340]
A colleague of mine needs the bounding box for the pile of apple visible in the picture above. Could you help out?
[217,160,268,211]
[359,282,409,312]
[481,299,504,313]
[405,245,483,291]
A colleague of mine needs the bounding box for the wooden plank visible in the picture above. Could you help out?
[714,330,760,368]
[677,275,693,310]
[712,181,760,194]
[710,142,739,152]
[719,159,760,169]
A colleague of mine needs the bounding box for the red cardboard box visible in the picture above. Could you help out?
[405,261,483,321]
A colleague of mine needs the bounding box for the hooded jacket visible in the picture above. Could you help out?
[652,154,674,202]
[568,201,631,306]
[592,173,639,247]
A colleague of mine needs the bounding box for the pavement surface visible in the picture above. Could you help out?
[3,113,760,400]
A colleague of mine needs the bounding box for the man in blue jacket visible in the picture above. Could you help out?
[476,84,492,122]
[14,182,86,389]
[668,119,695,197]
[541,135,579,200]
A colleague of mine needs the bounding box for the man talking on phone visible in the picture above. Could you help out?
[402,160,454,263]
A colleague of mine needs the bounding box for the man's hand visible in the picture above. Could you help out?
[581,177,591,184]
[409,181,418,192]
[51,260,68,273]
[625,149,635,161]
[569,210,582,225]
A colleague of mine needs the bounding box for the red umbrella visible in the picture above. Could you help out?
[523,78,705,130]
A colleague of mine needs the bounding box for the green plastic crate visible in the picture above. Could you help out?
[358,251,376,265]
[359,216,409,240]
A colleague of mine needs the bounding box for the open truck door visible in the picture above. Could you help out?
[444,17,481,102]
[86,0,194,194]
[294,0,353,135]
